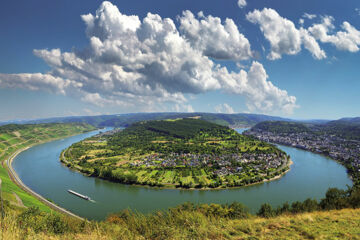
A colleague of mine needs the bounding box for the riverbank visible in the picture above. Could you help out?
[61,146,293,191]
[273,141,356,183]
[6,145,84,220]
[15,131,352,220]
[0,123,97,218]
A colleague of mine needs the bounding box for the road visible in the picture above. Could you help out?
[5,147,84,220]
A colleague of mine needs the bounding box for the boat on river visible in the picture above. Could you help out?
[67,189,91,200]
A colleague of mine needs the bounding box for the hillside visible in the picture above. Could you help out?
[0,122,359,239]
[246,120,360,185]
[250,121,312,134]
[322,117,360,140]
[5,112,291,128]
[0,123,96,212]
[1,203,360,239]
[250,119,360,141]
[63,119,290,189]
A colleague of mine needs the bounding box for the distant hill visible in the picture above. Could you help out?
[327,117,360,126]
[250,121,312,134]
[321,117,360,140]
[7,112,292,128]
[250,118,360,141]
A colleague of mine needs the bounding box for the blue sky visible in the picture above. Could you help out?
[0,0,360,121]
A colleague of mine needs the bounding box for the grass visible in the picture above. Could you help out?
[0,123,96,212]
[1,204,359,239]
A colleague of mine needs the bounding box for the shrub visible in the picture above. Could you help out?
[257,203,275,218]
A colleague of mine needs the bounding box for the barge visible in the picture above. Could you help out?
[67,189,91,200]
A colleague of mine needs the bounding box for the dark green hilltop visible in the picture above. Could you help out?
[62,118,291,189]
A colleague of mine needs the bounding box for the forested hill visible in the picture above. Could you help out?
[250,121,312,134]
[116,118,234,140]
[6,112,291,128]
[250,119,360,140]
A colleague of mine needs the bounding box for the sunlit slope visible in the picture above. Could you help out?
[0,123,96,211]
[1,207,359,239]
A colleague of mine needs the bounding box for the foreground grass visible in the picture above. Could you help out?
[0,123,96,212]
[1,207,359,239]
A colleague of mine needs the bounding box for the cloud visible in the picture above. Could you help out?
[303,13,317,20]
[215,103,235,114]
[299,13,317,26]
[173,103,195,113]
[178,10,252,60]
[217,61,298,115]
[308,16,360,52]
[237,0,247,8]
[356,8,360,16]
[0,1,297,115]
[0,73,79,94]
[247,8,326,60]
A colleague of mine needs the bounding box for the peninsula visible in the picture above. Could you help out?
[62,118,291,189]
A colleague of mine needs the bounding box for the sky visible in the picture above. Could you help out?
[1,0,360,121]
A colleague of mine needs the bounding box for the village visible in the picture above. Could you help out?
[244,129,360,176]
[129,152,288,176]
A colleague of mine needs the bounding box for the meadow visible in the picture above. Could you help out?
[0,123,96,211]
[63,119,290,189]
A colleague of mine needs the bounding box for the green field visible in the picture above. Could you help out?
[64,118,290,189]
[0,123,96,212]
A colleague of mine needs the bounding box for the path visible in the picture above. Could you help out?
[6,148,84,220]
[13,192,25,208]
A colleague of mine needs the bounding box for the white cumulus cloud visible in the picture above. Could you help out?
[0,1,297,115]
[216,61,298,114]
[308,16,360,52]
[246,8,326,60]
[179,10,252,60]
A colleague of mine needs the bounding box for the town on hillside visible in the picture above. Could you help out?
[244,129,360,183]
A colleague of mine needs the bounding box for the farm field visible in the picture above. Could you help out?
[63,119,291,189]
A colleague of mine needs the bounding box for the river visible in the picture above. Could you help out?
[12,128,352,220]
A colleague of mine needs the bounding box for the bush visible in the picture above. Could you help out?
[320,188,349,210]
[227,202,249,219]
[257,203,275,218]
[44,214,68,234]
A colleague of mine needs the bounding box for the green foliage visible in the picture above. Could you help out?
[0,122,96,211]
[65,119,286,189]
[257,186,360,218]
[253,121,311,134]
[252,119,360,141]
[257,203,275,218]
[4,185,360,239]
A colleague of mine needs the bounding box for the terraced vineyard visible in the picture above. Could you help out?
[63,119,291,189]
[0,123,96,211]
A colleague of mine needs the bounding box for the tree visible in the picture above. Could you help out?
[320,188,349,210]
[257,203,275,218]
